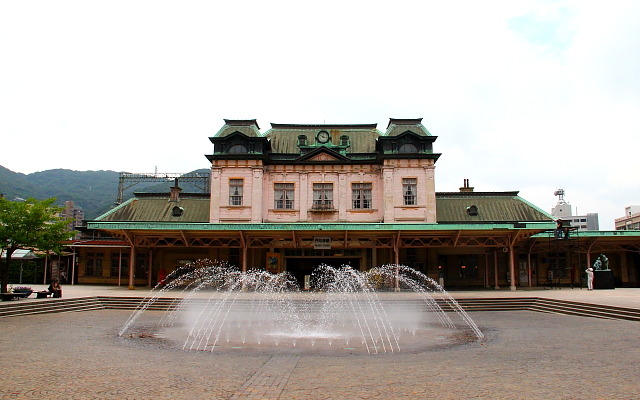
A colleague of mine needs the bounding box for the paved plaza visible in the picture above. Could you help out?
[1,287,639,399]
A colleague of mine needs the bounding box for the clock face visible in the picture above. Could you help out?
[317,131,330,143]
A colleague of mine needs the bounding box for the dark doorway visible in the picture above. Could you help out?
[286,257,360,289]
[629,252,640,287]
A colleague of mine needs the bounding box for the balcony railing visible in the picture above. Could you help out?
[310,202,334,211]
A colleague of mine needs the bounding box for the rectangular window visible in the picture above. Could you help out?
[229,179,244,206]
[110,254,119,277]
[274,183,294,209]
[86,252,104,277]
[402,178,417,206]
[110,253,129,278]
[313,183,333,209]
[352,183,372,209]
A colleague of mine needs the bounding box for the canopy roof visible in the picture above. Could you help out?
[96,191,554,225]
[1,249,40,259]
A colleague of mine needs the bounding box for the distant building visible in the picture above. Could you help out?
[60,201,84,238]
[615,206,640,230]
[550,189,599,231]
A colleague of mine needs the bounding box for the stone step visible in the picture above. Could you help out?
[96,297,533,312]
[2,296,639,322]
[96,297,640,321]
[530,298,640,322]
[0,297,104,318]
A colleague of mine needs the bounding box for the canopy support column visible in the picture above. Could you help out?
[121,230,136,290]
[128,246,136,290]
[239,231,248,273]
[494,250,499,290]
[509,245,516,291]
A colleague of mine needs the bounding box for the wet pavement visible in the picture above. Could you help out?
[1,285,639,399]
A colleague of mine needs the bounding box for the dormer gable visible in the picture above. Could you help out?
[294,146,351,164]
[377,128,439,159]
[206,130,270,161]
[385,118,432,137]
[214,119,261,138]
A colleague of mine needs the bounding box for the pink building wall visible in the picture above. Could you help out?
[210,159,437,224]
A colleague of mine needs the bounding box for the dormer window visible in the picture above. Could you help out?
[340,135,349,147]
[228,144,248,154]
[399,143,418,153]
[172,206,184,217]
[298,135,308,147]
[467,205,478,216]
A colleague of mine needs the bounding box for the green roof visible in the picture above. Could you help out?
[87,221,554,231]
[97,196,210,222]
[435,192,554,223]
[531,230,640,238]
[384,118,432,137]
[264,125,382,154]
[213,119,262,138]
[93,190,555,230]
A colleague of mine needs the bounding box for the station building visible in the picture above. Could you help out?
[73,118,640,290]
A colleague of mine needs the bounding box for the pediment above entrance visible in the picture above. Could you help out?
[295,147,351,163]
[307,152,341,162]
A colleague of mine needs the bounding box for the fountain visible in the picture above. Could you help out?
[119,260,484,355]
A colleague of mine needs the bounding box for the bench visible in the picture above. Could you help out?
[1,292,31,301]
[1,291,52,301]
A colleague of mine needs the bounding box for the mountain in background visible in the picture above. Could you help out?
[0,166,209,219]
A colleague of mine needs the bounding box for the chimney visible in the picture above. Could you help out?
[169,178,182,202]
[459,179,474,193]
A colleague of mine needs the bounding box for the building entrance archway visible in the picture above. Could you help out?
[285,257,361,289]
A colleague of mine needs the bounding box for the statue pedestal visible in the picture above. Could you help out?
[594,270,615,289]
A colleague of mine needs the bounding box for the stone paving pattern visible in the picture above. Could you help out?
[230,355,300,400]
[1,306,639,399]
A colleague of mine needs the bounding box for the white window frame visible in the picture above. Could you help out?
[229,178,244,206]
[274,183,295,209]
[352,182,372,209]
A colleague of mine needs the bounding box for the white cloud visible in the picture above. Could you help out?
[0,0,638,229]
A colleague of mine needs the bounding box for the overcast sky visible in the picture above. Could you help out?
[1,1,639,229]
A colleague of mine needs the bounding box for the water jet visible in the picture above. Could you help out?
[120,260,483,355]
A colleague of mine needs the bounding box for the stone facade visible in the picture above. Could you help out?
[209,119,439,224]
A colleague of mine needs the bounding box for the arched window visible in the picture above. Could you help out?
[399,143,418,153]
[228,144,248,154]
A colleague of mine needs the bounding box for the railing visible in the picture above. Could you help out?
[311,202,334,211]
[614,213,640,223]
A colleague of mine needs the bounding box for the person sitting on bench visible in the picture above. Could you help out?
[48,279,62,298]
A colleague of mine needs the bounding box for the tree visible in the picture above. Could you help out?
[0,197,71,293]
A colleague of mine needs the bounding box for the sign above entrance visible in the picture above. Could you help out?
[313,236,331,249]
